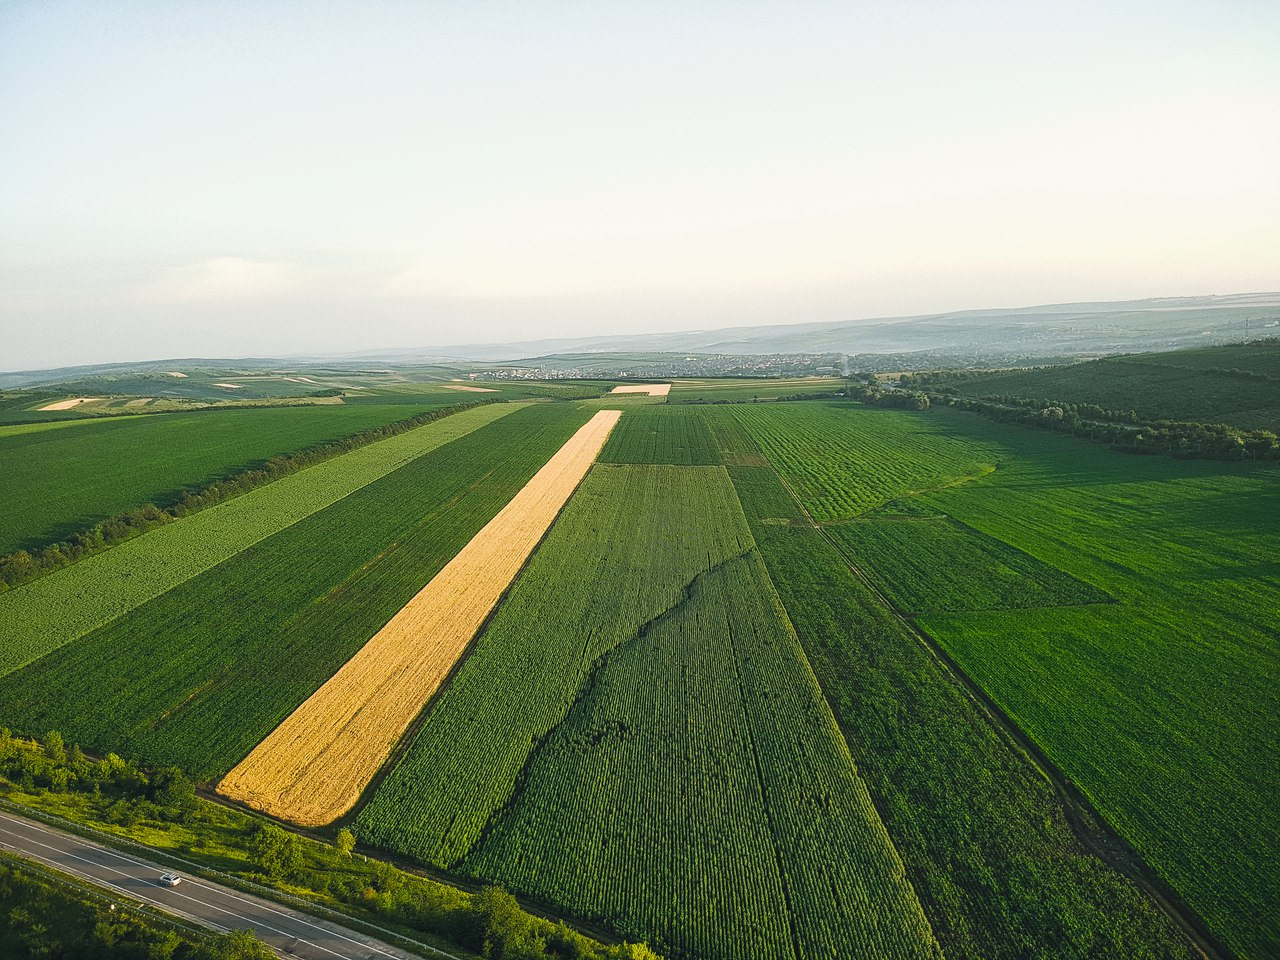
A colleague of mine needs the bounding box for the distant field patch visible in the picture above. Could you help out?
[828,515,1112,613]
[220,410,621,825]
[39,397,102,411]
[212,382,243,389]
[927,342,1280,431]
[609,383,671,396]
[669,377,845,402]
[441,384,499,392]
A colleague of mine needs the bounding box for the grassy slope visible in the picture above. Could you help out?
[0,403,520,678]
[361,457,939,960]
[729,400,1275,959]
[0,404,589,777]
[0,403,460,553]
[929,341,1280,431]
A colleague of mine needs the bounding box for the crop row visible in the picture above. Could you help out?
[828,515,1111,613]
[719,402,1003,521]
[0,403,591,779]
[597,405,722,465]
[0,402,522,678]
[359,463,939,960]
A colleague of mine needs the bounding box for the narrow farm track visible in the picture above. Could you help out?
[219,410,623,826]
[763,455,1230,960]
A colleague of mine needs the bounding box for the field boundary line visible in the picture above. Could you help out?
[758,454,1232,960]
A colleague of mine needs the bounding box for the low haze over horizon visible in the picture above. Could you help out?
[3,0,1278,370]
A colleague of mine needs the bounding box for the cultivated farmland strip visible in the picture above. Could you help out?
[0,404,589,779]
[0,403,521,678]
[359,463,940,960]
[219,410,622,825]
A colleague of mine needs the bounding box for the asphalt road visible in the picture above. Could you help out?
[0,810,457,960]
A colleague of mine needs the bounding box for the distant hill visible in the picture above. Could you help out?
[406,292,1280,364]
[911,339,1280,432]
[5,292,1279,386]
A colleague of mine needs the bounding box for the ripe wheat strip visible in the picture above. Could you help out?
[218,409,623,826]
[39,397,103,410]
[609,383,671,396]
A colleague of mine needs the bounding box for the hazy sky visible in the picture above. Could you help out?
[2,0,1277,369]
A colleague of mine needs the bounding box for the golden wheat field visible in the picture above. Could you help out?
[217,409,623,826]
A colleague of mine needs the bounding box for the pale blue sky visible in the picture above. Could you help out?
[2,0,1277,368]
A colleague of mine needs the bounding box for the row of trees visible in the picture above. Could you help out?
[850,377,1279,461]
[0,729,197,825]
[0,399,496,592]
[934,394,1280,460]
[845,383,931,410]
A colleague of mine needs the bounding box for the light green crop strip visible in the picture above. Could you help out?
[0,416,148,438]
[0,402,525,677]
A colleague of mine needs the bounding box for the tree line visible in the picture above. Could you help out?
[851,380,1279,461]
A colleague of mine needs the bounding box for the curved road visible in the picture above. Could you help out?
[0,811,458,960]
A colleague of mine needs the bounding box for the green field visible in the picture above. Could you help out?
[716,460,1193,958]
[359,463,940,960]
[667,377,844,402]
[827,513,1112,613]
[920,340,1280,431]
[729,401,1001,521]
[0,373,1273,959]
[597,405,721,465]
[0,402,464,553]
[920,430,1279,960]
[722,400,1277,959]
[0,403,520,677]
[0,403,590,778]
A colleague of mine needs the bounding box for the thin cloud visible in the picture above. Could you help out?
[145,257,298,303]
